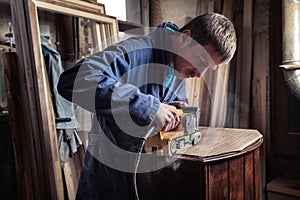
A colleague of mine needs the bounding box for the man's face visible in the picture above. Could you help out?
[174,45,222,78]
[173,30,223,79]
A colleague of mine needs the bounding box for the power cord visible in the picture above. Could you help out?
[133,126,155,200]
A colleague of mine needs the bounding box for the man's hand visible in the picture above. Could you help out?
[153,103,180,132]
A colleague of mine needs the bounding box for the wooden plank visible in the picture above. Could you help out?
[244,152,254,200]
[10,2,41,199]
[185,78,195,106]
[140,0,147,26]
[10,1,63,199]
[33,0,117,24]
[27,1,64,198]
[210,67,228,127]
[57,14,75,61]
[197,78,205,108]
[233,13,243,127]
[203,69,217,127]
[208,0,215,14]
[208,161,229,200]
[110,20,119,44]
[2,52,29,198]
[90,21,100,53]
[196,0,201,15]
[220,0,233,127]
[197,0,208,15]
[185,78,193,105]
[105,23,112,46]
[193,78,202,107]
[100,23,108,49]
[200,79,212,126]
[240,0,253,128]
[209,0,234,127]
[222,0,234,20]
[203,70,216,126]
[35,0,105,14]
[229,156,244,200]
[252,32,267,200]
[95,23,103,51]
[252,32,267,136]
[197,78,206,115]
[62,138,86,199]
[63,161,76,200]
[63,152,84,200]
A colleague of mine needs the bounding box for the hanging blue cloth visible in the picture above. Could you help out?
[41,36,82,167]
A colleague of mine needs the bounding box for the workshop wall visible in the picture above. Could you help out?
[160,0,198,28]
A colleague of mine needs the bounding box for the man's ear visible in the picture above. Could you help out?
[180,29,192,46]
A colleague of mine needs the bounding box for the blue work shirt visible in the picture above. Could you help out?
[58,25,188,199]
[58,27,187,150]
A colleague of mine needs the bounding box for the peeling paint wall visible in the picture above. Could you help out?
[160,0,198,28]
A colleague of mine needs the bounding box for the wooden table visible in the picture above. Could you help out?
[135,127,263,200]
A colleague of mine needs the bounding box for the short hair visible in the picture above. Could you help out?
[179,13,237,63]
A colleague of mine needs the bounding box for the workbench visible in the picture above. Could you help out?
[135,127,263,200]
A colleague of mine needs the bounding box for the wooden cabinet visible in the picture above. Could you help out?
[135,127,263,200]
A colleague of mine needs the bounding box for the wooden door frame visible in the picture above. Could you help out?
[9,0,118,198]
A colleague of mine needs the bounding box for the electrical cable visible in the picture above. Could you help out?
[133,126,155,200]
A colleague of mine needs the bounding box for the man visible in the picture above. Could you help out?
[58,13,236,200]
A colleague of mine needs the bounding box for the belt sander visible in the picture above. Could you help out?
[144,107,201,156]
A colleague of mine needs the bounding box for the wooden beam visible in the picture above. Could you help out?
[233,13,243,127]
[2,52,30,199]
[222,0,234,20]
[208,0,215,13]
[33,0,116,24]
[210,68,228,127]
[252,33,267,141]
[252,32,267,200]
[201,73,214,126]
[35,0,105,14]
[209,0,234,127]
[240,0,253,128]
